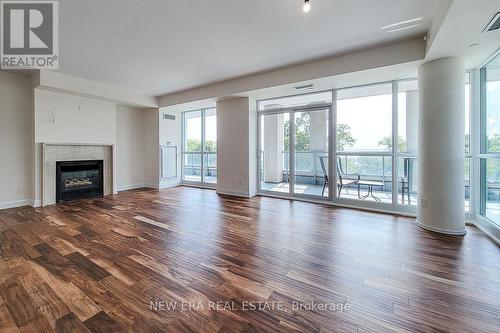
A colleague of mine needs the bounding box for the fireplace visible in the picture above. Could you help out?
[56,160,104,203]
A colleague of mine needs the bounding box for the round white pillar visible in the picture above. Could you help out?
[417,57,466,235]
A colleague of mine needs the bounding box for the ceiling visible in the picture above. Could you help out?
[58,0,441,96]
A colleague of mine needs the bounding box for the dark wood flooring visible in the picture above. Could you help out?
[0,186,498,332]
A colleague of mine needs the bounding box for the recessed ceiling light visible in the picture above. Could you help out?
[384,24,419,33]
[303,0,311,13]
[381,17,423,30]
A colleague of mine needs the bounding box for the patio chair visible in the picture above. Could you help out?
[401,158,412,204]
[318,156,360,197]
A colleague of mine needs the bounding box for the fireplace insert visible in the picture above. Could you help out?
[56,160,104,203]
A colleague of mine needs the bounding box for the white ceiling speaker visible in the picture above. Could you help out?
[303,0,311,13]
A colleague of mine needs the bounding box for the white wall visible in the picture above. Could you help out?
[0,71,33,209]
[159,108,182,188]
[33,89,117,205]
[116,105,146,190]
[216,97,255,197]
[144,108,160,187]
[35,89,117,143]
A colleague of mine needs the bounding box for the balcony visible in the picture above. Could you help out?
[183,152,217,184]
[260,151,478,210]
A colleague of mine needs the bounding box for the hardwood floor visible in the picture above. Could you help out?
[0,186,498,332]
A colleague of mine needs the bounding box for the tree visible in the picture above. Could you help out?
[377,136,406,151]
[186,139,201,152]
[186,139,216,152]
[488,133,500,152]
[283,113,311,151]
[282,117,355,152]
[337,123,356,151]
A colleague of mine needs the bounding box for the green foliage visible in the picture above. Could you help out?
[337,123,356,151]
[283,114,311,152]
[488,133,500,152]
[377,136,406,152]
[283,114,355,152]
[186,139,216,152]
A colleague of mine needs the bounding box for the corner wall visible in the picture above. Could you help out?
[216,97,257,197]
[116,105,147,190]
[0,71,33,209]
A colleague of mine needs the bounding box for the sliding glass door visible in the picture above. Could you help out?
[182,108,217,185]
[259,108,331,199]
[293,109,330,198]
[336,83,393,204]
[259,112,290,195]
[480,53,500,227]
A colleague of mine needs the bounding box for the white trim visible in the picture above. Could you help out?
[159,182,181,189]
[117,183,158,192]
[257,191,417,217]
[473,216,500,245]
[0,199,32,210]
[216,189,251,198]
[415,219,467,236]
[33,199,42,208]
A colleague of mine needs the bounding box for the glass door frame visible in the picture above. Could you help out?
[181,107,217,188]
[256,81,417,214]
[257,103,335,201]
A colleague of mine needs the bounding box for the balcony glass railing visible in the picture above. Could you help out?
[183,152,217,183]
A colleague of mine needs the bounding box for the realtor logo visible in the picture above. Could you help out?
[1,0,58,69]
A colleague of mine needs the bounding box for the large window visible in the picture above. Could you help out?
[480,53,500,226]
[257,74,473,214]
[336,83,393,203]
[182,108,217,184]
[258,92,332,198]
[397,79,418,206]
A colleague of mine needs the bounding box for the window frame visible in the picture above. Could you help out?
[181,107,217,187]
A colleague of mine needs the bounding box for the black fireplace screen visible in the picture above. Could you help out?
[56,160,103,203]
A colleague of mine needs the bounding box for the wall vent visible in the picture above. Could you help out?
[294,83,314,90]
[163,113,175,120]
[483,12,500,32]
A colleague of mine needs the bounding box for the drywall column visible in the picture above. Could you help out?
[263,114,284,183]
[417,57,466,235]
[310,111,328,153]
[406,90,418,154]
[217,97,253,197]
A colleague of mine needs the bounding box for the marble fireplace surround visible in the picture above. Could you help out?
[42,143,114,206]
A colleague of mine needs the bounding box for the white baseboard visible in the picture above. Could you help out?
[0,199,32,210]
[33,199,41,207]
[117,183,158,192]
[216,189,251,198]
[473,216,500,245]
[159,182,181,189]
[415,219,467,236]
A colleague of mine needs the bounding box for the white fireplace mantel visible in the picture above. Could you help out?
[41,143,115,206]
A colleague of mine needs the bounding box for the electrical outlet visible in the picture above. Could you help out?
[420,198,427,208]
[8,188,14,194]
[17,187,23,193]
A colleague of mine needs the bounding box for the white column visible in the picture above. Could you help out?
[263,114,284,183]
[310,111,327,152]
[417,57,466,235]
